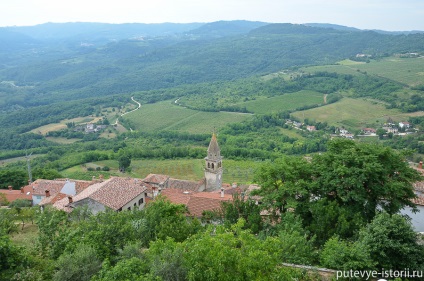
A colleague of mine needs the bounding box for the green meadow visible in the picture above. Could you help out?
[124,100,253,134]
[61,158,265,185]
[235,90,324,114]
[290,98,420,129]
[303,57,424,86]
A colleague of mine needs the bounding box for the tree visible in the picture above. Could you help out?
[376,128,386,139]
[0,169,27,189]
[309,139,421,223]
[358,212,424,270]
[252,156,312,220]
[52,244,101,281]
[118,155,131,172]
[320,235,375,270]
[0,234,27,280]
[220,193,263,234]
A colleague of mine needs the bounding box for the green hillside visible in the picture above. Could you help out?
[123,100,253,134]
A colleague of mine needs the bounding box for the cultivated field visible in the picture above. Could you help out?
[235,90,324,114]
[61,158,264,185]
[291,98,419,129]
[303,57,424,86]
[124,100,253,134]
[30,116,102,135]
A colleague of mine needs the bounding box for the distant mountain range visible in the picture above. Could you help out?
[1,20,424,109]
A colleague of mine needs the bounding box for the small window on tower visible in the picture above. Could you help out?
[208,163,210,168]
[212,163,215,169]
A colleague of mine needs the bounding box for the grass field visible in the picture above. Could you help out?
[30,116,102,135]
[291,98,421,129]
[124,100,253,134]
[303,57,424,86]
[61,158,265,185]
[234,90,324,114]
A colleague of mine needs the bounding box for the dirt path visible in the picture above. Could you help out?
[323,94,328,104]
[113,97,141,131]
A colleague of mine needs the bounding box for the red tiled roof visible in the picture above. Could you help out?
[168,178,203,191]
[161,188,233,217]
[90,177,146,210]
[53,179,107,212]
[412,195,424,206]
[40,193,68,206]
[31,179,66,196]
[143,174,169,184]
[0,186,32,203]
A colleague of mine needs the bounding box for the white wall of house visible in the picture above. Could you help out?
[122,193,146,211]
[401,205,424,232]
[32,195,44,205]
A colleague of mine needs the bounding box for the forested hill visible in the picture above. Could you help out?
[1,21,424,109]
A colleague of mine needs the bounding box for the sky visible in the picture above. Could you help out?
[1,0,424,31]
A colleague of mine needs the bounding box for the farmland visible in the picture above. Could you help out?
[290,97,417,129]
[123,100,253,134]
[61,158,263,184]
[235,90,324,114]
[303,56,424,86]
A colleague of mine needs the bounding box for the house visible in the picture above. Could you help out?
[30,178,94,206]
[339,128,349,136]
[362,128,376,135]
[161,187,234,217]
[383,126,398,134]
[306,126,316,132]
[54,177,147,214]
[0,185,32,205]
[399,122,411,129]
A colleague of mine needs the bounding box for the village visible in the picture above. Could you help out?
[2,133,424,234]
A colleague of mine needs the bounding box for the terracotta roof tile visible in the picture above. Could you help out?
[143,174,169,184]
[90,177,146,210]
[161,188,232,217]
[168,178,203,191]
[0,187,32,203]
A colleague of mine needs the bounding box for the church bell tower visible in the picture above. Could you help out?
[204,133,223,191]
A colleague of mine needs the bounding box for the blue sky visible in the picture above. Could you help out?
[1,0,423,31]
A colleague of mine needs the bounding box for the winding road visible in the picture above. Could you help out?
[113,97,141,131]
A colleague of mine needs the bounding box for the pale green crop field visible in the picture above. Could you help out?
[235,90,324,114]
[124,100,253,134]
[291,98,421,129]
[303,57,424,86]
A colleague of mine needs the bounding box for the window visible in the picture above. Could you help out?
[208,163,210,168]
[212,163,214,169]
[139,198,144,205]
[127,207,131,211]
[134,203,137,208]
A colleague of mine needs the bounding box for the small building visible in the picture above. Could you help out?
[161,187,234,217]
[306,126,316,132]
[362,128,376,135]
[399,122,411,129]
[54,177,147,214]
[0,185,32,205]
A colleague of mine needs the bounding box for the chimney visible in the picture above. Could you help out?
[99,174,104,181]
[45,190,50,197]
[220,187,224,198]
[20,187,24,194]
[8,186,12,191]
[68,196,73,204]
[419,161,423,169]
[28,179,31,185]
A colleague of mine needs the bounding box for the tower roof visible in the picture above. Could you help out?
[207,133,220,156]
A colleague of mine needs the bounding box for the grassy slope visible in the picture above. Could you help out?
[290,98,421,129]
[125,100,253,134]
[303,57,424,86]
[61,159,264,185]
[237,90,324,114]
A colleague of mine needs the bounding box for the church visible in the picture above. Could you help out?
[47,133,235,216]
